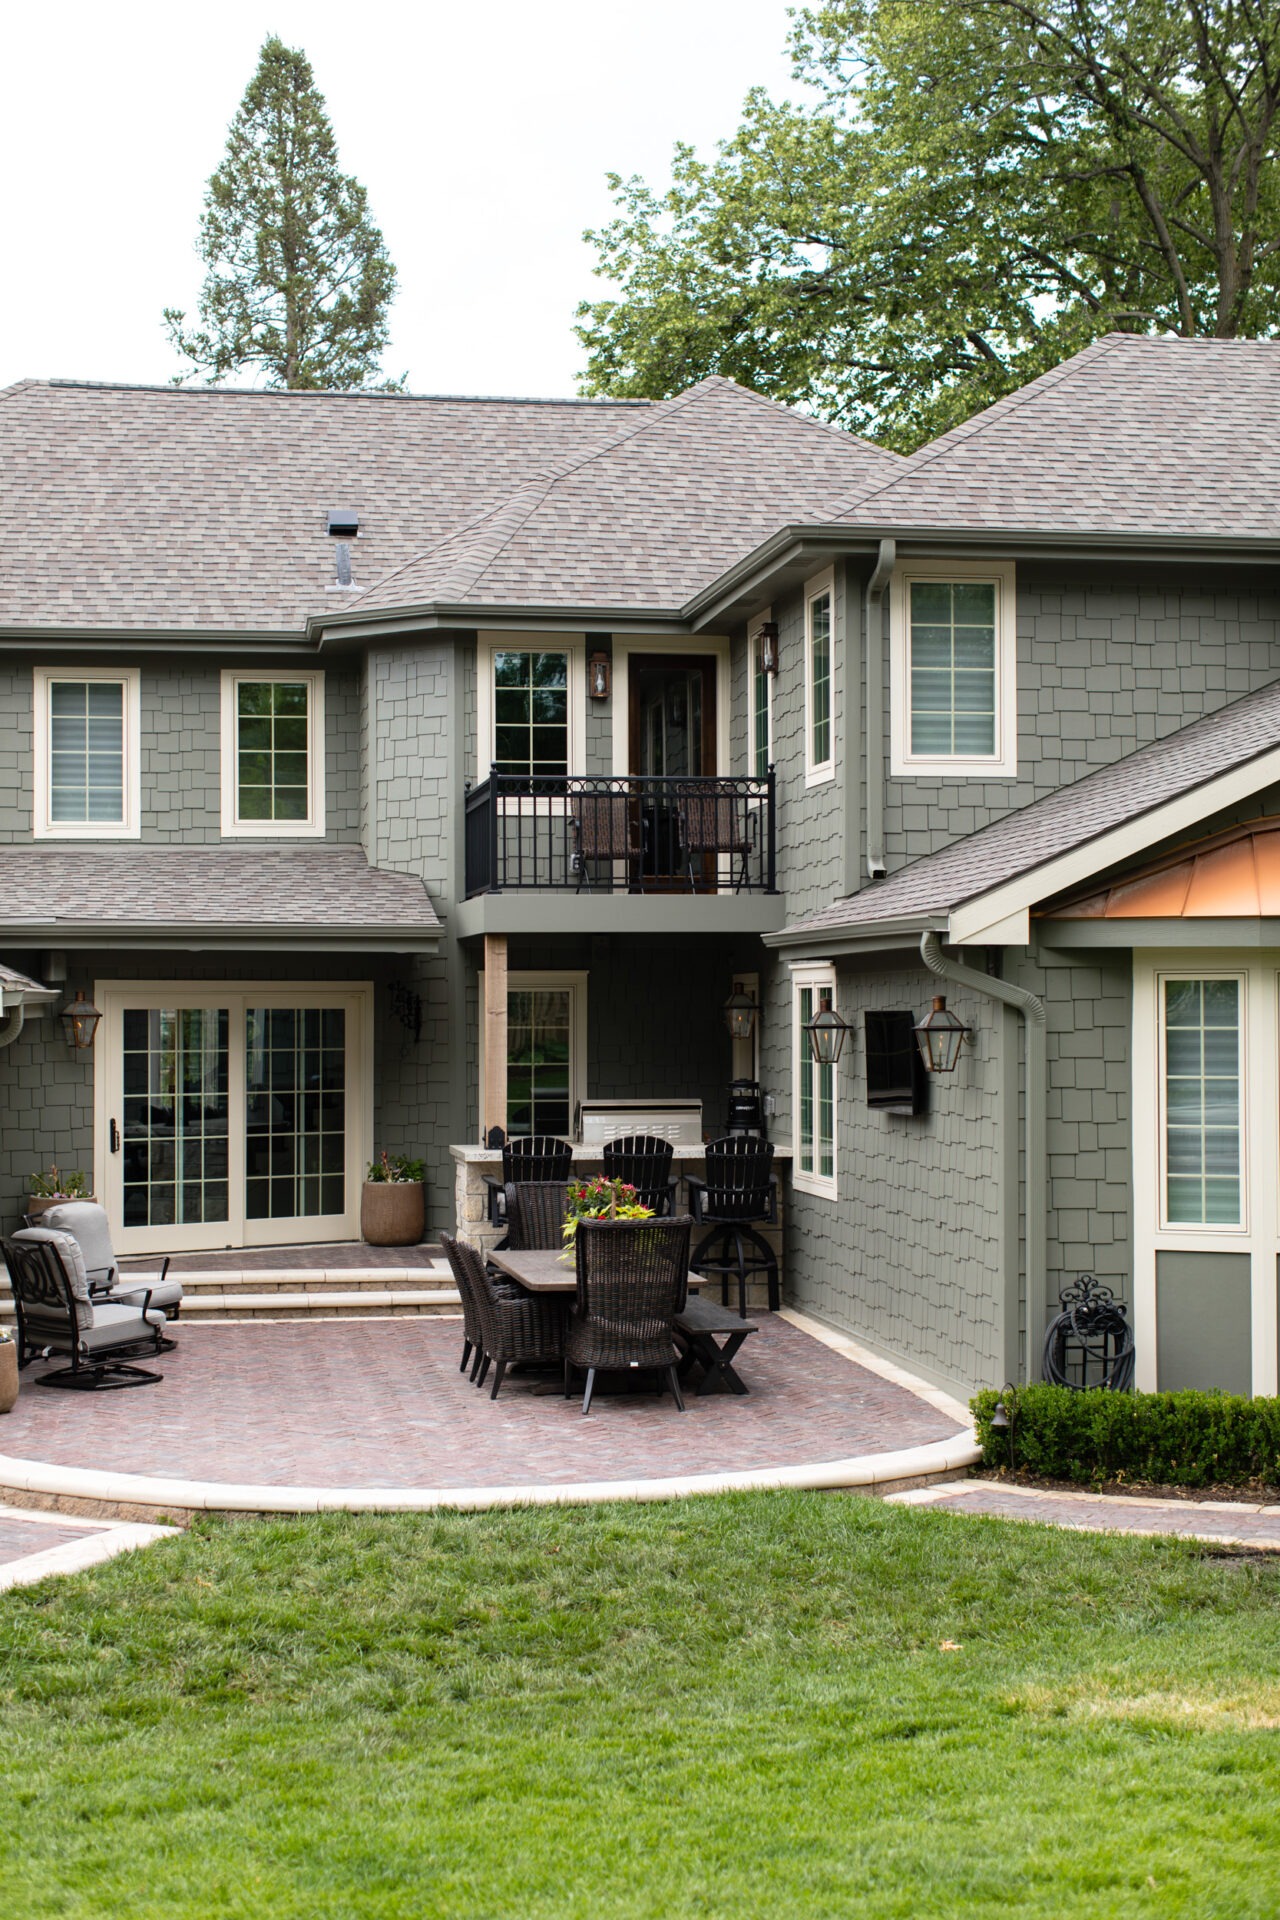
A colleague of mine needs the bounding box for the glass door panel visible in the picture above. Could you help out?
[121,1007,230,1231]
[245,1006,347,1224]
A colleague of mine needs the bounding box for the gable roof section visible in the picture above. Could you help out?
[0,376,900,635]
[771,677,1280,952]
[834,335,1280,540]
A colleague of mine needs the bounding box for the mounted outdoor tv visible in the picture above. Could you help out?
[864,1010,928,1117]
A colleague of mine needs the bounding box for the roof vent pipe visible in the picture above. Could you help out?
[333,541,353,588]
[864,538,895,880]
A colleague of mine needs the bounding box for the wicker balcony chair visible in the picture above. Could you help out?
[2,1229,167,1389]
[504,1181,571,1251]
[441,1233,566,1402]
[440,1232,489,1383]
[569,790,643,892]
[601,1134,677,1216]
[686,1137,779,1318]
[564,1216,692,1416]
[673,786,757,892]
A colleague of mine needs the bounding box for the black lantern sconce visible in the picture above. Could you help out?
[60,990,102,1051]
[589,651,611,700]
[723,983,759,1041]
[804,991,850,1065]
[914,995,972,1075]
[755,620,780,676]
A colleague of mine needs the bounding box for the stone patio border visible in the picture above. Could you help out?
[0,1503,179,1591]
[0,1308,982,1520]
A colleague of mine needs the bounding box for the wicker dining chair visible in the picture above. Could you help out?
[440,1232,489,1383]
[569,790,643,892]
[504,1181,571,1251]
[441,1233,566,1402]
[564,1216,692,1416]
[601,1134,677,1215]
[673,786,758,892]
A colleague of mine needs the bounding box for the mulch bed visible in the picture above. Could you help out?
[973,1466,1280,1505]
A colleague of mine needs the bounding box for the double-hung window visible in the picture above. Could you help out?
[793,965,837,1196]
[890,561,1017,776]
[1160,974,1244,1228]
[220,672,325,837]
[804,571,834,785]
[33,667,140,838]
[492,650,569,780]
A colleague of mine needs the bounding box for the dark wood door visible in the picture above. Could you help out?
[628,655,718,885]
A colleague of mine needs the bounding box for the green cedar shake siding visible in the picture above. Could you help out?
[769,579,845,922]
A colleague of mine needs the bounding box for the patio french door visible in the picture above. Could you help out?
[95,983,373,1255]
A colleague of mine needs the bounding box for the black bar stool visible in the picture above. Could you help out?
[601,1134,677,1215]
[686,1137,779,1319]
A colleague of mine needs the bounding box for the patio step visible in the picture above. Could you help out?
[0,1263,462,1323]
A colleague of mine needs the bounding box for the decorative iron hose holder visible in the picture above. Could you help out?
[1042,1274,1136,1392]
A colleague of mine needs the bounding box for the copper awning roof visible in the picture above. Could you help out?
[1046,817,1280,919]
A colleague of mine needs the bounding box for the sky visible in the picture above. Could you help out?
[3,0,804,398]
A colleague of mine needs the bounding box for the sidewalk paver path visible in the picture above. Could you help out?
[890,1480,1280,1548]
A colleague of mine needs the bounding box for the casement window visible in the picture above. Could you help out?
[889,561,1017,776]
[478,637,585,783]
[1159,974,1244,1228]
[793,965,837,1196]
[220,672,325,837]
[751,611,773,777]
[804,571,834,785]
[33,667,140,838]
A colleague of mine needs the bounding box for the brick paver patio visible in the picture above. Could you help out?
[0,1317,964,1490]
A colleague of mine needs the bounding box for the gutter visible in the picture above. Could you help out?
[863,538,895,879]
[0,1000,24,1049]
[920,931,1046,1382]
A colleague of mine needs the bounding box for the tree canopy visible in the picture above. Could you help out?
[577,1,1280,447]
[166,36,400,390]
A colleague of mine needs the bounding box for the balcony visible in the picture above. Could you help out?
[457,771,783,938]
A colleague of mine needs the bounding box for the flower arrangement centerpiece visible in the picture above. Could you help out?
[560,1174,652,1260]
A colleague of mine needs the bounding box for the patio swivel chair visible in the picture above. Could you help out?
[39,1200,183,1347]
[673,785,758,893]
[441,1234,565,1402]
[504,1181,572,1251]
[601,1134,677,1216]
[564,1216,692,1416]
[569,789,643,892]
[687,1137,779,1319]
[2,1229,167,1388]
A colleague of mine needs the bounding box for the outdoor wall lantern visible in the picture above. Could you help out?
[60,990,102,1051]
[756,620,780,675]
[589,651,611,700]
[914,995,972,1075]
[723,983,759,1041]
[804,991,850,1065]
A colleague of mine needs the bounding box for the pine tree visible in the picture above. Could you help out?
[165,37,401,389]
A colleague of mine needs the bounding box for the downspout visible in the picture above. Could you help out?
[920,931,1046,1382]
[0,1000,26,1049]
[864,538,895,879]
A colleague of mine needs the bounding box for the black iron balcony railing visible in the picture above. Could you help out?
[464,769,777,897]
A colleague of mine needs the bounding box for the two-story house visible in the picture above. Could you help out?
[3,335,1279,1403]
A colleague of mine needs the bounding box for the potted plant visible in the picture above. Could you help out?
[559,1175,652,1261]
[0,1323,16,1414]
[361,1151,426,1247]
[27,1166,93,1219]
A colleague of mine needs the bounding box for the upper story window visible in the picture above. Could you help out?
[751,610,774,778]
[220,671,325,838]
[33,667,140,839]
[804,571,834,785]
[793,963,838,1197]
[890,560,1017,777]
[478,635,585,783]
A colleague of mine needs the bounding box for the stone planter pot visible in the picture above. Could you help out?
[0,1340,18,1414]
[361,1180,425,1247]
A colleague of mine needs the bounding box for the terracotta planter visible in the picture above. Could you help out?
[0,1340,18,1415]
[361,1180,425,1247]
[26,1195,94,1219]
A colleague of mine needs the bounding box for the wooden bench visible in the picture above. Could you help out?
[674,1294,759,1396]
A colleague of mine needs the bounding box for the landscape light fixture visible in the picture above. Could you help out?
[989,1384,1018,1470]
[914,995,971,1075]
[804,991,850,1065]
[723,983,758,1041]
[60,990,101,1051]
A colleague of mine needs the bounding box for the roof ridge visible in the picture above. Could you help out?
[687,374,904,463]
[827,335,1125,519]
[341,479,561,608]
[42,377,653,407]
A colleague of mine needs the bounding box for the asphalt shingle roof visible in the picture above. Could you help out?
[0,376,899,633]
[781,676,1280,940]
[836,335,1280,539]
[0,846,440,941]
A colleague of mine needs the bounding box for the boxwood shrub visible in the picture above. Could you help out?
[971,1384,1280,1487]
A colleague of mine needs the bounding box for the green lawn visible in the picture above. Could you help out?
[2,1494,1278,1918]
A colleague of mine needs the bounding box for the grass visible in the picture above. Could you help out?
[2,1493,1279,1917]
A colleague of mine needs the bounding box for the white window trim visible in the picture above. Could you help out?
[751,607,774,777]
[477,634,586,785]
[889,558,1017,778]
[220,671,326,839]
[804,569,835,788]
[33,666,141,840]
[791,961,838,1198]
[477,969,589,1136]
[1153,966,1249,1238]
